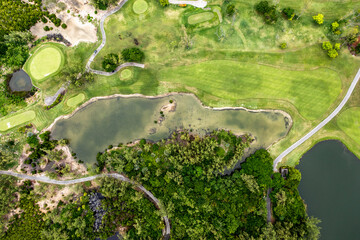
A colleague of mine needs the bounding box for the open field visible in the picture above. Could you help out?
[133,0,148,14]
[66,93,86,107]
[337,107,360,144]
[0,111,36,131]
[188,12,215,24]
[24,44,65,82]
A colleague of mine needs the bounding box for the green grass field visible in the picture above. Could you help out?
[188,12,215,25]
[120,69,133,79]
[66,93,86,107]
[133,0,148,14]
[337,107,360,143]
[24,44,65,82]
[0,111,36,132]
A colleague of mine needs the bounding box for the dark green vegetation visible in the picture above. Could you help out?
[255,1,279,24]
[121,47,145,62]
[102,53,121,72]
[97,130,319,239]
[0,176,162,239]
[91,0,118,10]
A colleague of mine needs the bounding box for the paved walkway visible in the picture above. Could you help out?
[86,0,145,75]
[0,170,170,238]
[273,68,360,171]
[169,0,207,8]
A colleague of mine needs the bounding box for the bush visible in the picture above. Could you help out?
[313,13,324,25]
[61,23,67,29]
[280,42,287,49]
[322,41,332,51]
[226,4,236,16]
[121,48,145,62]
[41,17,48,23]
[328,49,338,58]
[334,43,340,50]
[102,53,120,72]
[282,7,296,20]
[44,26,50,31]
[159,0,169,7]
[255,1,278,24]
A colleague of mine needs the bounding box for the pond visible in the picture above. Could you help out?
[297,140,360,240]
[9,70,33,92]
[51,94,290,164]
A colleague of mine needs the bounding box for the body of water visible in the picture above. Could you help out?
[51,94,289,164]
[298,140,360,239]
[9,70,33,92]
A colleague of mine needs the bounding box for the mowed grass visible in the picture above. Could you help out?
[158,60,342,120]
[188,12,215,25]
[0,111,36,132]
[133,0,148,14]
[24,44,65,82]
[120,69,133,79]
[337,107,360,144]
[66,93,85,107]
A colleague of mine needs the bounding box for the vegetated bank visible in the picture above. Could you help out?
[96,129,320,239]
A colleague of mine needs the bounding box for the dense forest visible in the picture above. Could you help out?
[96,130,320,239]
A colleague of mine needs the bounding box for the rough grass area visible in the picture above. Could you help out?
[66,93,85,107]
[0,111,36,131]
[133,0,148,14]
[337,107,360,144]
[24,44,65,82]
[187,12,215,25]
[158,60,342,120]
[120,69,133,79]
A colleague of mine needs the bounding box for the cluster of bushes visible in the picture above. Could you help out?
[255,1,297,24]
[121,47,145,62]
[44,92,65,110]
[322,41,340,58]
[96,130,320,239]
[102,53,121,72]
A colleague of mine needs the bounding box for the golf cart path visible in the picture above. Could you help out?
[0,170,170,238]
[86,0,207,75]
[273,68,360,171]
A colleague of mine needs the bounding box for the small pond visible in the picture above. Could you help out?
[51,94,290,164]
[9,70,33,92]
[297,140,360,239]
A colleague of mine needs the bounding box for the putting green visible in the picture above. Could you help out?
[133,0,148,14]
[337,107,360,144]
[0,111,36,132]
[26,45,64,82]
[67,93,85,107]
[188,12,215,25]
[120,69,133,80]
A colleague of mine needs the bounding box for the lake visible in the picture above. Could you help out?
[297,140,360,240]
[9,70,33,92]
[51,94,290,164]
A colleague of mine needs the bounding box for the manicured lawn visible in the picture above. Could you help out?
[188,12,215,25]
[24,44,65,82]
[337,107,360,144]
[120,69,133,79]
[133,0,148,14]
[158,60,342,120]
[66,93,86,107]
[0,111,36,132]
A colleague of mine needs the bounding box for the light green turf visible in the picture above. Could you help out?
[66,93,86,107]
[25,45,64,82]
[120,69,133,80]
[337,107,360,143]
[158,60,342,120]
[188,12,215,25]
[0,111,36,131]
[133,0,148,14]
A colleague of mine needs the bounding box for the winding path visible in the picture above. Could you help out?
[0,170,170,239]
[86,0,145,75]
[273,68,360,171]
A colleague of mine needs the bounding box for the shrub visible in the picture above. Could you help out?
[159,0,169,7]
[102,53,120,72]
[280,42,287,49]
[282,7,296,20]
[61,23,67,29]
[41,17,48,23]
[334,43,340,50]
[313,14,324,25]
[226,4,236,16]
[328,49,338,58]
[121,48,145,62]
[44,26,50,31]
[255,1,278,24]
[322,41,332,51]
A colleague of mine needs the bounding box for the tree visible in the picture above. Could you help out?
[159,0,169,7]
[322,41,332,51]
[334,43,340,50]
[254,1,278,24]
[282,7,295,20]
[328,49,338,58]
[102,53,120,72]
[61,23,67,29]
[312,14,324,25]
[280,42,287,49]
[121,48,145,62]
[226,4,236,16]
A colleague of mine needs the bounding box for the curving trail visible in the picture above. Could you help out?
[0,170,170,239]
[86,0,145,75]
[273,68,360,171]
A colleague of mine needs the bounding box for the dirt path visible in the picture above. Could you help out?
[0,170,171,238]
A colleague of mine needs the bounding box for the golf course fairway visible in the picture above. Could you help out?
[0,111,36,132]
